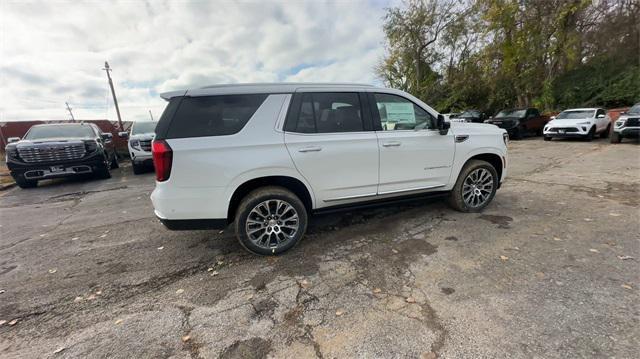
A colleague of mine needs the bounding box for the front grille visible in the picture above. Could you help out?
[625,118,639,127]
[549,127,578,133]
[18,144,86,163]
[139,139,152,152]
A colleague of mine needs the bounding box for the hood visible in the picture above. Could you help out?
[129,133,155,140]
[450,122,505,135]
[547,118,592,127]
[14,137,91,146]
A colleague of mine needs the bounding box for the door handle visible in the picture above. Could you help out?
[382,141,401,147]
[298,146,322,153]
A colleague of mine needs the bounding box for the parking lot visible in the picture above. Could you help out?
[0,137,638,358]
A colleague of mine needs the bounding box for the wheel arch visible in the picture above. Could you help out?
[461,151,504,182]
[227,175,314,223]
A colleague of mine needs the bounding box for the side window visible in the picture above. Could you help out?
[597,109,605,117]
[165,94,268,138]
[529,109,540,118]
[373,93,435,130]
[289,92,364,133]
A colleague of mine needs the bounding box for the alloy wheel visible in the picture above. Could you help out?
[462,168,494,208]
[245,199,299,249]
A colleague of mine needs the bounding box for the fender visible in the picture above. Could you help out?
[449,146,507,185]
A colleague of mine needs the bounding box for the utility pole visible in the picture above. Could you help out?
[148,110,154,121]
[102,61,123,130]
[65,102,75,122]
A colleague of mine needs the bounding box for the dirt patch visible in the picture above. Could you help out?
[440,287,455,295]
[220,337,272,359]
[444,236,458,241]
[478,214,513,229]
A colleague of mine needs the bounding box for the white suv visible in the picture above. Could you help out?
[543,108,610,141]
[122,121,157,174]
[150,83,508,255]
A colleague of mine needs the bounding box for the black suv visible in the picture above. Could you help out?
[4,123,119,188]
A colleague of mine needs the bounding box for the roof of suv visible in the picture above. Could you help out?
[160,82,376,100]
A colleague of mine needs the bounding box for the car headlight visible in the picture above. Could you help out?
[616,120,625,127]
[84,140,98,152]
[130,139,141,150]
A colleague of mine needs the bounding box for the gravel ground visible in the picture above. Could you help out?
[0,137,638,359]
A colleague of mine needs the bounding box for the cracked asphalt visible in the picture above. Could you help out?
[0,137,638,358]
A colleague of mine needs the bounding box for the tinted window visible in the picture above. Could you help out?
[166,94,267,138]
[289,92,364,133]
[373,93,435,130]
[25,125,95,140]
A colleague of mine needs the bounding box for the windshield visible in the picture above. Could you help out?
[627,104,640,115]
[459,110,479,117]
[131,121,157,135]
[495,109,526,118]
[25,125,95,140]
[556,110,594,119]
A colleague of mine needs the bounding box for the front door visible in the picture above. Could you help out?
[284,92,379,205]
[370,93,455,195]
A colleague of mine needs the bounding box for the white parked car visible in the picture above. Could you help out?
[121,121,157,174]
[611,103,640,143]
[150,83,508,255]
[543,108,610,141]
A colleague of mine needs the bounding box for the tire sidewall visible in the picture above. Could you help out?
[235,189,308,255]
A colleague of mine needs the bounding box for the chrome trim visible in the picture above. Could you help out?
[455,135,469,143]
[323,192,378,203]
[378,184,445,195]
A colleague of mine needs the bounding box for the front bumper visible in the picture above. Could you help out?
[544,125,590,137]
[7,152,107,181]
[615,127,640,138]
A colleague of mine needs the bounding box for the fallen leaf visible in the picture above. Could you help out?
[207,267,214,272]
[597,195,604,198]
[335,309,345,316]
[391,249,399,254]
[8,319,18,326]
[53,347,66,354]
[210,271,219,277]
[99,234,107,238]
[73,296,83,303]
[181,335,191,342]
[0,289,5,294]
[95,290,102,295]
[373,288,382,294]
[246,294,254,300]
[535,272,545,279]
[218,230,224,234]
[157,246,164,250]
[40,234,46,237]
[617,255,634,260]
[589,248,599,253]
[300,279,310,289]
[405,297,416,303]
[176,289,184,294]
[609,213,621,217]
[621,284,632,290]
[122,210,127,214]
[553,237,562,241]
[583,218,593,222]
[71,237,79,241]
[421,352,437,359]
[216,260,224,265]
[500,255,509,261]
[114,319,123,325]
[48,269,57,274]
[0,320,6,326]
[86,294,96,300]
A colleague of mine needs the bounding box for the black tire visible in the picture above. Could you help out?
[95,158,111,179]
[584,126,595,141]
[610,131,622,143]
[15,176,37,189]
[600,124,611,138]
[110,152,119,169]
[447,160,498,213]
[536,127,543,136]
[132,162,144,175]
[511,126,523,140]
[543,136,551,141]
[234,186,308,255]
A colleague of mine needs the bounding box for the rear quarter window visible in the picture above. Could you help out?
[163,94,268,139]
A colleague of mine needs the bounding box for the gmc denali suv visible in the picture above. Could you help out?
[151,83,508,255]
[5,123,118,188]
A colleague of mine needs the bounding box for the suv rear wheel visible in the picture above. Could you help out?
[234,186,307,255]
[448,160,498,212]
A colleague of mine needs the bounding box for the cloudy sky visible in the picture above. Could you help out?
[0,0,394,123]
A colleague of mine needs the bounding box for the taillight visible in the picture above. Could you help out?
[152,140,172,182]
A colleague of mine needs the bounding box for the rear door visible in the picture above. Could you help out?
[284,92,379,205]
[370,92,455,195]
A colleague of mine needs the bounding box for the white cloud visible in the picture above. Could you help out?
[0,0,389,122]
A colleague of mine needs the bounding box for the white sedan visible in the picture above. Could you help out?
[543,108,611,141]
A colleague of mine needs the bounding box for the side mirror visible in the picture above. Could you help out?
[550,116,556,120]
[597,114,605,118]
[437,114,450,135]
[7,137,20,143]
[101,133,113,143]
[118,131,129,139]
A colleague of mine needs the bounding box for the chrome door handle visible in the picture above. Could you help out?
[298,146,322,152]
[382,141,401,147]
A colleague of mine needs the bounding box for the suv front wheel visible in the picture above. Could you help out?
[234,186,308,255]
[448,160,498,212]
